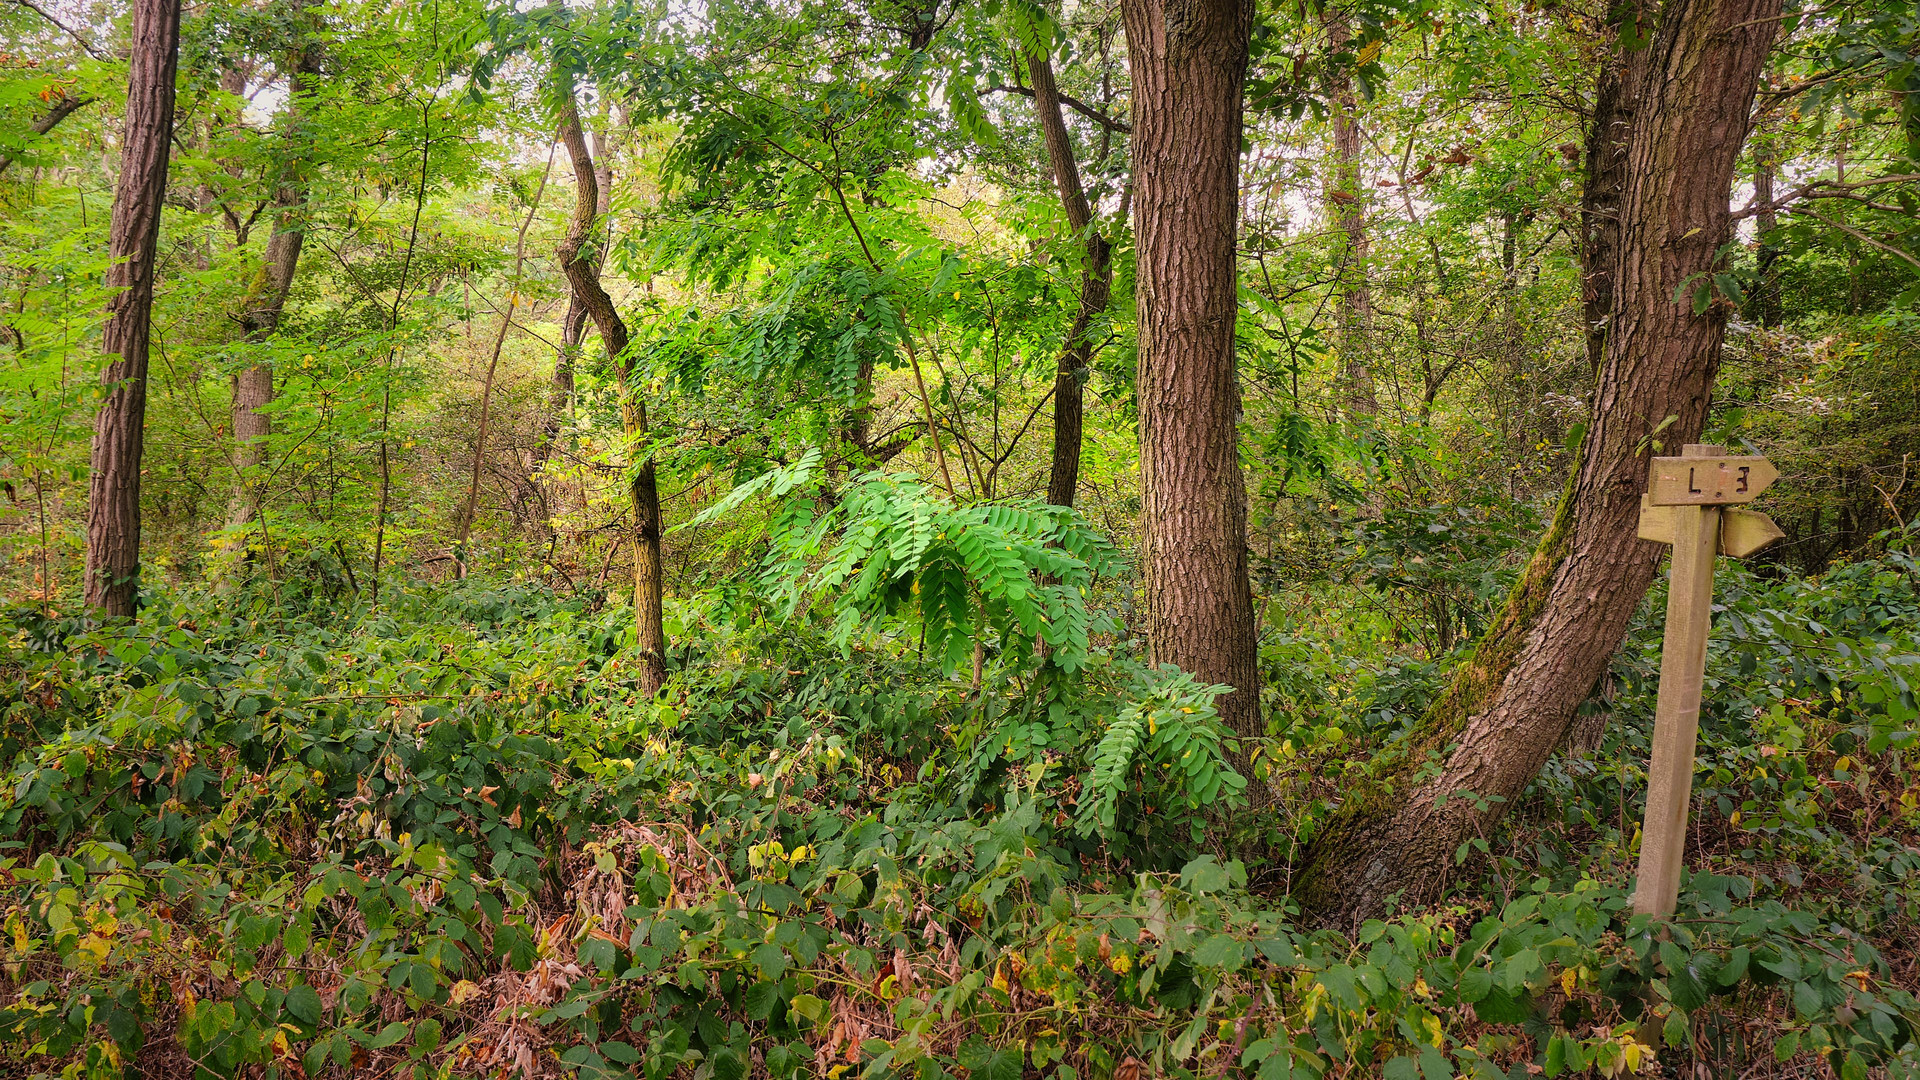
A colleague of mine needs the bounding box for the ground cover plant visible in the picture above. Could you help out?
[5,0,1920,1073]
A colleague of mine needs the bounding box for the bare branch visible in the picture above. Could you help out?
[984,84,1131,135]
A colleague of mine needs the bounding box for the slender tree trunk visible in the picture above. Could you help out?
[524,123,612,529]
[1295,0,1781,923]
[222,17,322,585]
[457,155,552,564]
[1025,49,1112,510]
[1123,0,1263,748]
[84,0,181,617]
[1752,136,1782,327]
[1325,9,1376,416]
[557,94,666,697]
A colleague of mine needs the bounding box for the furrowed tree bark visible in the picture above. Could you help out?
[0,91,93,176]
[558,95,666,697]
[1123,0,1264,748]
[84,0,181,617]
[1580,35,1637,375]
[1295,0,1781,923]
[1025,48,1112,509]
[221,13,323,585]
[1325,8,1376,416]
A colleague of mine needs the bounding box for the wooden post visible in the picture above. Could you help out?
[1631,443,1782,916]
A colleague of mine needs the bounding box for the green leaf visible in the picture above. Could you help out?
[285,985,323,1026]
[1191,933,1245,972]
[744,981,782,1021]
[713,1047,747,1080]
[1772,1031,1800,1063]
[1182,855,1230,894]
[1457,966,1493,1003]
[413,1018,442,1053]
[987,1047,1024,1080]
[283,912,312,958]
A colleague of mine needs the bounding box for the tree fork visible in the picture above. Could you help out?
[557,92,667,697]
[1294,0,1782,923]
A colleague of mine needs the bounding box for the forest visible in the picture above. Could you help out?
[3,0,1920,1074]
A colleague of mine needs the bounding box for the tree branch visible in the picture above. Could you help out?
[985,83,1131,135]
[1787,205,1920,272]
[5,0,105,58]
[0,92,94,175]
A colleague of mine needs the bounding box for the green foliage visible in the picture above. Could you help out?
[687,453,1121,675]
[1079,668,1248,838]
[4,576,1916,1079]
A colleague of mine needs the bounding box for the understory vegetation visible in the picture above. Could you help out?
[3,540,1917,1078]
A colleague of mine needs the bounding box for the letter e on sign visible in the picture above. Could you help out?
[1646,456,1778,506]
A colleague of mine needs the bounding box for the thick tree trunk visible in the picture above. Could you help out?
[558,96,667,697]
[1123,0,1263,745]
[1580,42,1637,375]
[1325,9,1376,415]
[84,0,181,617]
[223,20,322,581]
[1025,49,1112,509]
[1295,0,1781,924]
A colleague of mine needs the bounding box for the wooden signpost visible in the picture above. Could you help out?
[1631,444,1784,916]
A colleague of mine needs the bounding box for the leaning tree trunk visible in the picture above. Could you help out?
[1123,0,1263,746]
[522,121,612,530]
[84,0,181,618]
[222,13,323,584]
[1295,0,1781,924]
[557,94,667,697]
[1026,49,1113,510]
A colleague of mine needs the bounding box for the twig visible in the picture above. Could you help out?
[1787,205,1920,273]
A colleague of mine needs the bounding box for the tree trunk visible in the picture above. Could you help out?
[1751,136,1782,328]
[1325,9,1376,416]
[1580,41,1637,375]
[1295,0,1781,924]
[1123,0,1263,745]
[457,157,551,567]
[1025,49,1112,509]
[558,94,667,697]
[84,0,181,617]
[524,123,612,529]
[222,16,322,583]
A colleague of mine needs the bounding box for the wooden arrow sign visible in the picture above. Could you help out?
[1631,445,1784,917]
[1637,499,1785,557]
[1646,455,1779,506]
